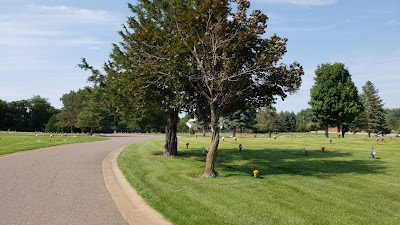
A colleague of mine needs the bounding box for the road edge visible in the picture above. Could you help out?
[102,145,172,225]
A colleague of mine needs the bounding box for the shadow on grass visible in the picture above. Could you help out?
[177,147,385,178]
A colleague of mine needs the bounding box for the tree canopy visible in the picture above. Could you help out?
[309,63,363,137]
[57,89,89,132]
[0,96,57,132]
[79,0,303,177]
[173,0,303,176]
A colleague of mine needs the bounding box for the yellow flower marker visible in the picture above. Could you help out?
[253,169,259,178]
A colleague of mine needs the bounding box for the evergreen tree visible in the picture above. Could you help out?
[219,106,257,137]
[362,81,389,136]
[277,111,296,132]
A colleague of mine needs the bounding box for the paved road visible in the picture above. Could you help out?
[0,135,155,225]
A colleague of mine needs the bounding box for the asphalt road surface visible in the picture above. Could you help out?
[0,134,155,225]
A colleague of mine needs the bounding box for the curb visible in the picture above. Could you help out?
[102,146,172,225]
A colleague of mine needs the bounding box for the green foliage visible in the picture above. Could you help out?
[170,0,303,174]
[362,81,389,134]
[219,106,257,135]
[0,99,10,130]
[277,111,296,132]
[81,0,303,173]
[117,108,167,132]
[75,106,104,134]
[305,122,319,132]
[28,96,58,132]
[309,63,363,133]
[349,95,368,133]
[295,108,319,132]
[189,127,195,135]
[0,96,57,132]
[45,114,59,133]
[255,107,297,133]
[119,134,400,225]
[254,106,278,133]
[385,108,400,132]
[57,89,89,131]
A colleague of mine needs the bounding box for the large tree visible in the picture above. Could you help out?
[79,0,197,156]
[309,63,363,138]
[82,0,302,176]
[361,81,389,136]
[174,0,303,177]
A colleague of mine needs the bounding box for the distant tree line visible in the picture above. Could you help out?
[0,88,167,134]
[1,83,398,136]
[0,96,58,132]
[54,86,166,134]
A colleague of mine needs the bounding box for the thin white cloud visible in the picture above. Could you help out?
[255,0,338,6]
[26,4,120,24]
[0,4,121,47]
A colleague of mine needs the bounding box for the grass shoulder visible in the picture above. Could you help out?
[0,131,108,156]
[118,133,400,225]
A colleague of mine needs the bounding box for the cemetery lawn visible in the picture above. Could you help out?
[0,132,108,156]
[118,133,400,225]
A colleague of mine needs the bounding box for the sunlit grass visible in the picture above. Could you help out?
[0,131,108,156]
[118,133,400,225]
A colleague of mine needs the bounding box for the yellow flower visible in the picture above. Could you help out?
[253,170,259,178]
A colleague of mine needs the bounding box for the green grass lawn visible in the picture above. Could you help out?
[118,133,400,225]
[0,132,108,156]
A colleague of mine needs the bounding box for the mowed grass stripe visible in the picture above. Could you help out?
[118,133,400,225]
[0,133,108,156]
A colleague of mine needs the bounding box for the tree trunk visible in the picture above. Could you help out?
[163,109,179,156]
[202,122,207,137]
[232,127,237,137]
[204,104,219,177]
[325,126,329,138]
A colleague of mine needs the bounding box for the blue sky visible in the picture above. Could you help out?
[1,0,399,113]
